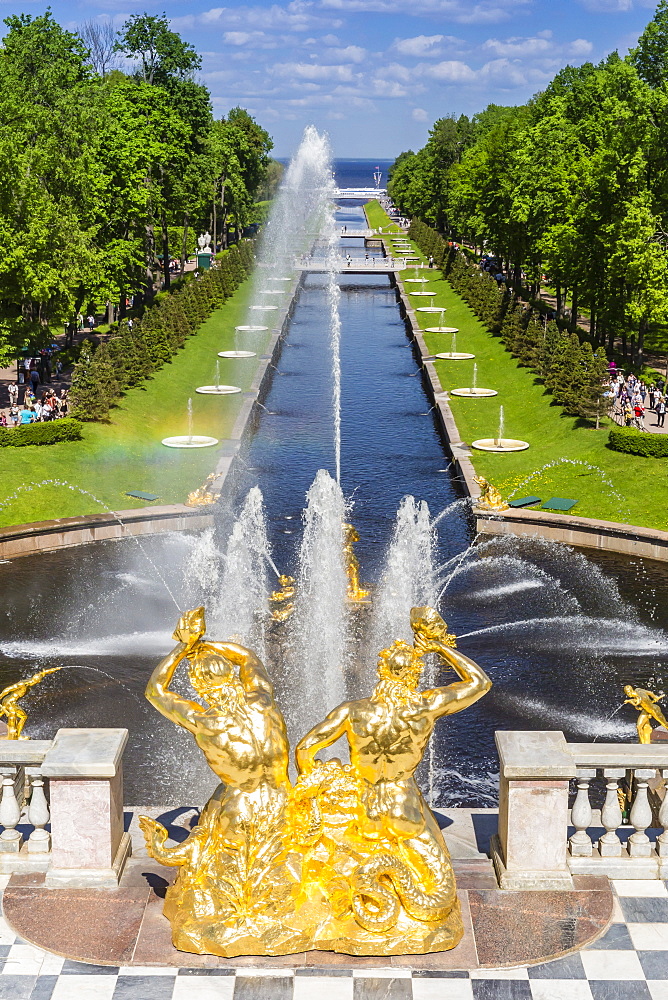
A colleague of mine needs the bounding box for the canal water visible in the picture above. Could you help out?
[0,202,667,807]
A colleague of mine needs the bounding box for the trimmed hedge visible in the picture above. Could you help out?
[608,425,668,458]
[408,218,608,421]
[0,418,83,448]
[69,241,255,421]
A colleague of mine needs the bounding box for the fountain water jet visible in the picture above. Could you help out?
[472,404,529,451]
[162,397,219,448]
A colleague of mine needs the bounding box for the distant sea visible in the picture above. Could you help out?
[275,157,395,189]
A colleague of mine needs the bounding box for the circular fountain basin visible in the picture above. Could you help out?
[434,352,475,360]
[196,385,242,395]
[472,438,530,452]
[416,306,443,313]
[250,305,279,311]
[405,278,430,284]
[268,277,292,282]
[235,325,268,332]
[409,291,435,297]
[260,290,284,295]
[218,351,257,359]
[162,435,219,448]
[426,326,456,333]
[451,388,498,397]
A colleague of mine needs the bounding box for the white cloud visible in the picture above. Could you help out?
[482,35,552,57]
[577,0,633,9]
[392,34,444,57]
[318,0,531,23]
[568,38,594,55]
[271,60,359,81]
[422,59,477,82]
[222,31,279,48]
[172,4,342,33]
[412,107,429,120]
[323,44,367,63]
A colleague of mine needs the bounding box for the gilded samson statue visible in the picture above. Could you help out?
[140,605,491,957]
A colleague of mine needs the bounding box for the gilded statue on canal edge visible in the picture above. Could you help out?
[624,684,668,743]
[139,605,492,957]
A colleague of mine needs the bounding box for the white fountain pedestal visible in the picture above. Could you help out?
[451,388,498,397]
[416,307,444,313]
[195,385,242,395]
[426,326,456,334]
[218,351,256,358]
[249,305,279,312]
[409,291,434,296]
[235,325,268,332]
[472,438,530,452]
[434,353,475,360]
[162,436,219,448]
[405,278,430,284]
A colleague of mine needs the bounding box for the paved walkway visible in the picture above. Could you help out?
[0,878,665,999]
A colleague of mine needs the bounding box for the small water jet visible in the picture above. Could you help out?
[434,331,473,361]
[472,404,529,452]
[451,363,498,397]
[162,397,219,448]
[196,360,241,395]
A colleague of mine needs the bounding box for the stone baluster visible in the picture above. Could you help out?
[569,768,595,856]
[599,768,625,857]
[27,776,50,854]
[628,768,656,858]
[657,770,668,859]
[0,772,22,853]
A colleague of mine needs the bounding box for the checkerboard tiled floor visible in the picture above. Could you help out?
[1,879,667,999]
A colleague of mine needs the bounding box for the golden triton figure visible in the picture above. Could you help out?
[186,473,220,508]
[0,667,62,740]
[140,605,491,957]
[344,523,370,601]
[623,684,668,744]
[473,476,509,513]
[269,574,296,622]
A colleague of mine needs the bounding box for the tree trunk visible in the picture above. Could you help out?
[570,287,579,332]
[144,222,156,303]
[220,176,227,249]
[637,318,647,368]
[556,285,562,316]
[161,215,170,291]
[180,212,189,275]
[212,189,217,253]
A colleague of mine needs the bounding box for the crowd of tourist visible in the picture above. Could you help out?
[1,383,69,427]
[607,371,667,429]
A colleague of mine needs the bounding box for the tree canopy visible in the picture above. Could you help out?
[388,10,668,368]
[0,10,274,365]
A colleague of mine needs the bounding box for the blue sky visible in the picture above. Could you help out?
[3,0,660,157]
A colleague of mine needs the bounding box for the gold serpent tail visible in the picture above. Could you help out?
[351,853,456,933]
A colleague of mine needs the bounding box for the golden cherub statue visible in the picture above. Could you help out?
[344,522,370,601]
[186,473,220,508]
[139,604,491,957]
[624,684,668,744]
[269,574,296,622]
[473,476,509,513]
[0,668,62,740]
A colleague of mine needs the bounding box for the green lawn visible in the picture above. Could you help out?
[369,205,668,530]
[0,279,275,528]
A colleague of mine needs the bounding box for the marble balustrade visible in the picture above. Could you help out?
[492,731,668,888]
[0,728,130,887]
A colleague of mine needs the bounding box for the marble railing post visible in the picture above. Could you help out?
[492,731,576,889]
[42,728,131,887]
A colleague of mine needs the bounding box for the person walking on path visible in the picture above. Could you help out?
[657,397,666,428]
[87,314,95,332]
[8,382,18,407]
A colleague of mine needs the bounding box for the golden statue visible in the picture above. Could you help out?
[344,523,370,601]
[473,476,509,513]
[624,684,668,744]
[269,574,296,622]
[0,668,62,740]
[140,605,491,958]
[186,473,221,508]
